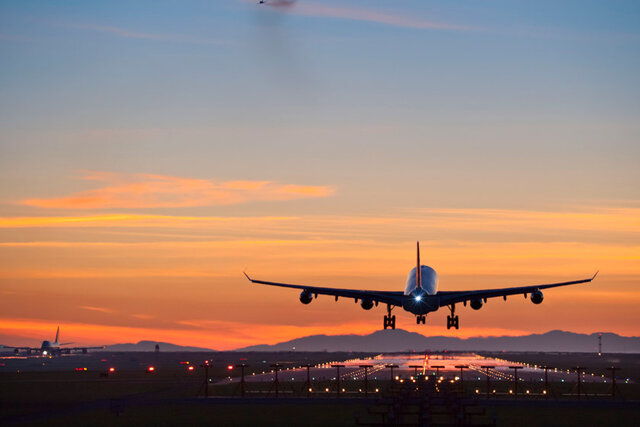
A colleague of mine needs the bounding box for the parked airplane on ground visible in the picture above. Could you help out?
[3,327,104,356]
[245,242,597,330]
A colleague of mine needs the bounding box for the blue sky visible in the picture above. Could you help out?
[1,1,639,213]
[1,1,640,345]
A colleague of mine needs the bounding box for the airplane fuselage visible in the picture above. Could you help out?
[40,340,60,355]
[403,265,439,315]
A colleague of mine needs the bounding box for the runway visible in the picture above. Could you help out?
[216,352,612,386]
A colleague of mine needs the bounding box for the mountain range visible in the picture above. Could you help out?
[39,330,638,353]
[103,340,215,352]
[235,329,640,353]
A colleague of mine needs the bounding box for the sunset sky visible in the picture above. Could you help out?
[1,1,639,350]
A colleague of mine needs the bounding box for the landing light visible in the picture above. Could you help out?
[415,296,422,302]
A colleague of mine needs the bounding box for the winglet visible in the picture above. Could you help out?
[243,271,254,282]
[591,270,599,281]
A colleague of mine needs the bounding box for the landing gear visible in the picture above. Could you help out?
[446,304,459,330]
[383,305,396,330]
[416,315,426,324]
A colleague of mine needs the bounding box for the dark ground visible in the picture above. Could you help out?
[1,351,638,426]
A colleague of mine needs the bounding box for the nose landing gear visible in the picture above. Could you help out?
[383,304,396,330]
[446,304,459,329]
[416,315,426,324]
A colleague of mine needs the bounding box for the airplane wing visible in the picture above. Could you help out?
[0,346,40,354]
[66,346,105,351]
[436,273,598,307]
[244,273,405,306]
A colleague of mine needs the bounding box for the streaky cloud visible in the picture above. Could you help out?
[245,0,480,31]
[56,21,231,46]
[18,170,335,209]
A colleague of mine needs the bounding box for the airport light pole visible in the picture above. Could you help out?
[508,366,523,399]
[200,362,211,398]
[332,365,345,398]
[270,363,281,398]
[606,367,619,399]
[385,364,399,384]
[572,367,585,400]
[236,363,248,397]
[431,365,445,380]
[454,365,469,395]
[480,366,494,399]
[303,364,313,397]
[360,365,373,397]
[542,366,553,400]
[408,365,422,380]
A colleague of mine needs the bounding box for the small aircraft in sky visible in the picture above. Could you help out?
[245,242,597,330]
[2,327,104,356]
[258,0,296,6]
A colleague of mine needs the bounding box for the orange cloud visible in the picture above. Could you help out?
[0,214,295,228]
[79,305,113,314]
[18,171,334,209]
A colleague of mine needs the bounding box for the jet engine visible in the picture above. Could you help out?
[299,290,313,304]
[360,298,374,310]
[470,298,483,310]
[530,290,543,304]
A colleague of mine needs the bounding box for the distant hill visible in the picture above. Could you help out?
[235,330,640,353]
[103,340,215,352]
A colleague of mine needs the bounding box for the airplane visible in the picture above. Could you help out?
[258,0,296,6]
[2,327,104,356]
[244,242,598,330]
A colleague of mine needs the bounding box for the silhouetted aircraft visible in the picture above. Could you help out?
[245,242,597,330]
[258,0,296,6]
[3,327,104,356]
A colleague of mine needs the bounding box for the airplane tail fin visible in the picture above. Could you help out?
[416,241,422,289]
[55,326,59,344]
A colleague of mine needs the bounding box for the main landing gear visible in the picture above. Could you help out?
[446,304,459,330]
[383,304,396,330]
[416,315,426,324]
